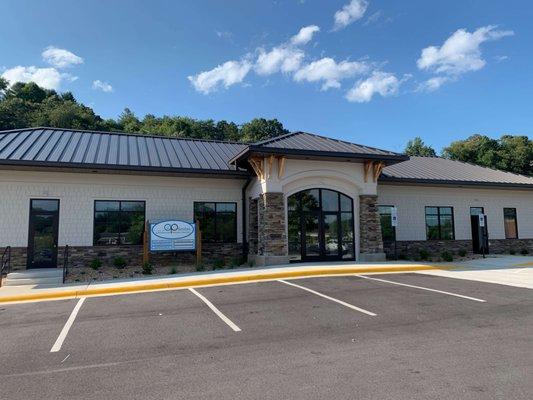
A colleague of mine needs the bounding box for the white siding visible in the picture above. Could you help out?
[0,170,245,247]
[378,184,533,241]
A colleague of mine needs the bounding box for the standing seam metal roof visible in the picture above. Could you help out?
[381,156,533,187]
[0,127,247,173]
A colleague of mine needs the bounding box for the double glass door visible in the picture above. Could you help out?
[301,211,341,260]
[288,189,355,262]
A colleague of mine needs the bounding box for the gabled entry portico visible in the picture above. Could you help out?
[231,131,408,266]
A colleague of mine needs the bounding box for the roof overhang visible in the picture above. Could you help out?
[230,145,409,169]
[0,160,251,179]
[379,176,533,190]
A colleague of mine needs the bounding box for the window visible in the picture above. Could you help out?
[470,207,484,216]
[378,205,396,241]
[503,208,518,239]
[425,206,455,240]
[94,201,145,245]
[194,202,237,242]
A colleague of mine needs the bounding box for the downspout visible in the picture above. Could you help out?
[241,176,253,258]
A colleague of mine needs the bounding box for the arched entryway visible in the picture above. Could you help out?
[287,189,355,262]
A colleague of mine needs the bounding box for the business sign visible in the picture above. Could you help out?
[149,220,196,252]
[479,214,485,227]
[391,207,398,227]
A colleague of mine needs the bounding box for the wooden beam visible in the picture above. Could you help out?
[249,157,264,180]
[267,155,274,178]
[372,161,385,182]
[277,156,286,179]
[363,161,372,183]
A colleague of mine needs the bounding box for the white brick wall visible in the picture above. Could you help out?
[0,170,245,247]
[378,184,533,241]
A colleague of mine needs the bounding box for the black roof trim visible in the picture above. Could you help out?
[379,176,533,189]
[0,159,251,177]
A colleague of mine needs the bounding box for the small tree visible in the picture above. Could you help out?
[404,137,437,157]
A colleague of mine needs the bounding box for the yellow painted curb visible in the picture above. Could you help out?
[0,264,449,304]
[511,261,533,268]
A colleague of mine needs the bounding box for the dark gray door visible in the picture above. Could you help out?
[27,199,60,269]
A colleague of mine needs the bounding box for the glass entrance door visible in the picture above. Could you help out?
[27,199,60,269]
[288,189,355,262]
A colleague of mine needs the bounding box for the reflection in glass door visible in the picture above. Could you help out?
[287,189,354,262]
[28,199,60,268]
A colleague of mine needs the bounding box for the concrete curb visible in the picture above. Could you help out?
[0,264,449,304]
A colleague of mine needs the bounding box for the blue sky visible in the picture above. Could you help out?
[1,0,531,152]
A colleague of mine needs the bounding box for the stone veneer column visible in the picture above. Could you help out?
[359,194,386,261]
[248,198,258,256]
[256,192,289,266]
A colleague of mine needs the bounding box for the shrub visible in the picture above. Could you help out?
[247,260,255,268]
[196,264,205,272]
[230,256,246,268]
[142,262,153,275]
[441,251,453,262]
[89,258,102,270]
[213,259,225,270]
[419,249,430,261]
[509,248,516,255]
[520,248,529,255]
[397,254,407,260]
[113,256,127,269]
[170,266,177,275]
[458,249,467,257]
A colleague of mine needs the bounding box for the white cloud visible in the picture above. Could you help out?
[345,71,401,102]
[92,80,114,93]
[417,25,514,75]
[333,0,368,31]
[291,25,320,46]
[188,59,252,94]
[42,46,83,68]
[255,46,304,75]
[417,76,452,92]
[293,57,369,90]
[1,66,76,90]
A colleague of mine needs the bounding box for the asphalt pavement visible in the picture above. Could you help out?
[0,273,531,400]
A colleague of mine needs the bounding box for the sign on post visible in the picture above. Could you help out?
[391,207,398,227]
[149,220,196,252]
[479,214,485,227]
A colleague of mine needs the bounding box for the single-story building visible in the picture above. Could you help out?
[0,127,532,271]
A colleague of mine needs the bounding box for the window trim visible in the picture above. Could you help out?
[193,201,238,243]
[425,206,455,240]
[378,204,396,242]
[503,207,519,239]
[93,200,146,246]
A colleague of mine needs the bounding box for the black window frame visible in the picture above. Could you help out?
[378,205,396,242]
[503,208,518,239]
[425,206,455,240]
[194,202,238,243]
[93,200,146,246]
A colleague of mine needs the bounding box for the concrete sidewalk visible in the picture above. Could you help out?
[415,255,533,289]
[0,256,531,304]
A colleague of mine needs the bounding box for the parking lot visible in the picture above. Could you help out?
[1,272,531,400]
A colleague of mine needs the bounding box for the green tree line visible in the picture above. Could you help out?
[1,79,531,176]
[405,136,532,176]
[0,79,288,142]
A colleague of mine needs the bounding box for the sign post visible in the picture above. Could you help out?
[391,207,398,260]
[195,220,202,267]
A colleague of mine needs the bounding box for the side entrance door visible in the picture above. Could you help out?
[27,199,60,269]
[470,207,489,254]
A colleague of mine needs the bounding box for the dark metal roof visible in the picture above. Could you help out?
[0,127,248,176]
[230,131,408,165]
[381,156,533,188]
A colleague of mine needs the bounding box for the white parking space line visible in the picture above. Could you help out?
[188,288,241,332]
[278,279,377,316]
[50,297,86,353]
[358,275,486,303]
